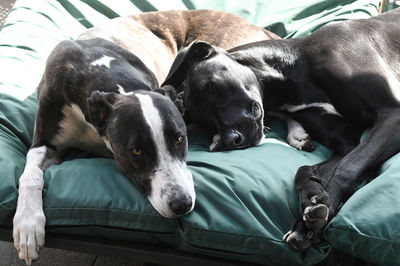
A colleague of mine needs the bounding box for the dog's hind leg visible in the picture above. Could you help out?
[283,153,348,250]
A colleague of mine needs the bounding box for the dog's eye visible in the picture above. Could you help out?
[176,135,185,145]
[131,148,143,156]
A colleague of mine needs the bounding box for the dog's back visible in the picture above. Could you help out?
[80,10,278,83]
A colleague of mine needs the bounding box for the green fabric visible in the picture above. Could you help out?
[178,0,380,38]
[325,153,400,266]
[1,0,396,265]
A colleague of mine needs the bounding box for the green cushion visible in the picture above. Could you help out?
[2,0,396,265]
[325,153,400,265]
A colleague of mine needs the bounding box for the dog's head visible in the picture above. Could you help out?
[87,90,195,218]
[162,41,264,152]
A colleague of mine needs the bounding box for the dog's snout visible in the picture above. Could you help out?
[169,196,192,216]
[226,130,244,147]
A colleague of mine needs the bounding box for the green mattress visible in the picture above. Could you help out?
[1,0,398,265]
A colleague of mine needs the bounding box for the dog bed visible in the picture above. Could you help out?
[1,0,398,265]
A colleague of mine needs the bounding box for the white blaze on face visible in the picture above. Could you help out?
[135,94,195,217]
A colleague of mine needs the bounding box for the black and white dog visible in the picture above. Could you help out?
[12,10,276,264]
[163,8,400,251]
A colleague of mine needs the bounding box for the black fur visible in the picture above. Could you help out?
[163,8,400,250]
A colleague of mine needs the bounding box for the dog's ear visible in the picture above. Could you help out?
[155,85,185,116]
[162,40,216,88]
[87,91,117,134]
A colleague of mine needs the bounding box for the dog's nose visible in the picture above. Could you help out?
[169,196,192,216]
[226,130,244,147]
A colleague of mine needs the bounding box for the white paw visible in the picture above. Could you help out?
[286,119,314,151]
[209,134,223,152]
[13,209,45,265]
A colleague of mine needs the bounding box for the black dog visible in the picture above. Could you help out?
[163,8,400,250]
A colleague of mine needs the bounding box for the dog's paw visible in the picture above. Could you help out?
[283,229,312,251]
[13,209,45,265]
[287,130,314,152]
[209,134,223,152]
[303,192,330,231]
[283,220,323,251]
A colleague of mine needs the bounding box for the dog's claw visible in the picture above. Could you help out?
[282,230,292,241]
[300,139,314,152]
[287,132,314,152]
[284,230,312,251]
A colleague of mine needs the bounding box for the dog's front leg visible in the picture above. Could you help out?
[13,145,56,265]
[286,108,400,250]
[283,154,343,250]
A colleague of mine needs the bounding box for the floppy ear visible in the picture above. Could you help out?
[87,91,117,134]
[154,85,185,116]
[161,40,216,88]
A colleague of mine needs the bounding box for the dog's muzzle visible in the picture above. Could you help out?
[148,161,195,218]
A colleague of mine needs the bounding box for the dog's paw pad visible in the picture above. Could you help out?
[303,204,329,230]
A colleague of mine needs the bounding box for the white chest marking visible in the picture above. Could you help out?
[52,104,112,156]
[376,54,400,102]
[280,102,342,116]
[117,84,133,95]
[91,55,115,68]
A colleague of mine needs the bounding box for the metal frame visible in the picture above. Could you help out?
[0,228,259,266]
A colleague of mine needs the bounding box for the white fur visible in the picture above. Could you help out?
[280,102,342,116]
[90,55,114,68]
[117,84,133,95]
[286,119,311,150]
[136,94,195,217]
[13,146,47,265]
[52,104,112,156]
[209,134,222,152]
[376,54,400,102]
[149,160,195,217]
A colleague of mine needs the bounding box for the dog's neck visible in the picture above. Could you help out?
[229,39,308,110]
